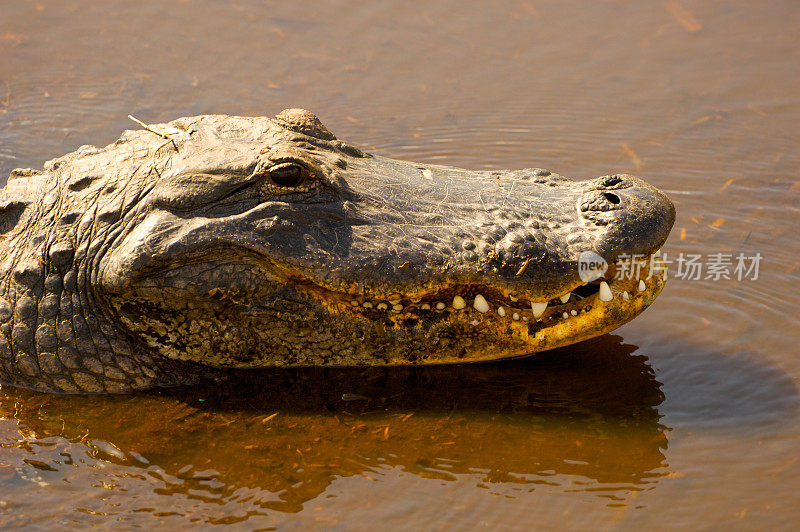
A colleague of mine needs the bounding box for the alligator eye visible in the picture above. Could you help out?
[268,164,308,188]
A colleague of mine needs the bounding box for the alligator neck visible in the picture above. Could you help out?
[0,241,179,393]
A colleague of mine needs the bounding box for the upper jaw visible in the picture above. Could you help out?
[102,142,674,319]
[288,247,664,308]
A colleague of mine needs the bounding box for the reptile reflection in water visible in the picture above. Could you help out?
[0,335,667,514]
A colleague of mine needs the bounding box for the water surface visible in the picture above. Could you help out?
[1,1,799,529]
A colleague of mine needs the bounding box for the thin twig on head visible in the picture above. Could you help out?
[127,114,178,151]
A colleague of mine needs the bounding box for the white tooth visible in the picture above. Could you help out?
[562,312,569,319]
[497,306,506,317]
[421,303,431,310]
[452,296,466,310]
[512,313,520,321]
[393,304,403,312]
[436,302,446,310]
[362,302,373,308]
[522,316,528,322]
[623,292,630,300]
[509,295,518,302]
[599,281,613,302]
[376,302,388,310]
[559,293,571,304]
[530,302,548,318]
[470,319,480,326]
[473,294,490,313]
[638,280,646,292]
[571,309,577,316]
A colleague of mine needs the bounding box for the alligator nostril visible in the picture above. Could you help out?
[580,190,624,213]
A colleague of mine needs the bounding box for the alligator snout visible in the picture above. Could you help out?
[579,174,676,262]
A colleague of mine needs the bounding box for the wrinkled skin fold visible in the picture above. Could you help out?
[0,109,675,393]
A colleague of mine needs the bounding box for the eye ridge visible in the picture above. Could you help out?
[268,163,310,188]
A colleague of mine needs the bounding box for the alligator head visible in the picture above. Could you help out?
[0,109,674,392]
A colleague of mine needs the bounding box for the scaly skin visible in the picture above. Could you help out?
[0,109,675,393]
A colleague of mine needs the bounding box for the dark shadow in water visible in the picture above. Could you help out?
[185,333,665,420]
[0,333,796,518]
[644,341,800,430]
[1,335,666,515]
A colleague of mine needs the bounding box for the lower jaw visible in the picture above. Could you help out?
[278,265,668,366]
[376,269,668,365]
[507,270,666,357]
[121,263,667,368]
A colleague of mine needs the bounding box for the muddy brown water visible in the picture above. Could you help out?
[1,1,799,529]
